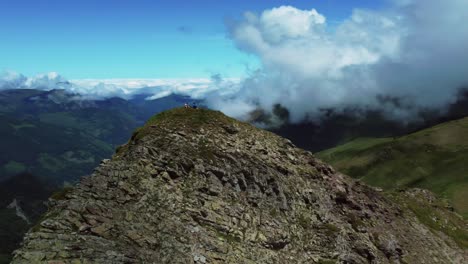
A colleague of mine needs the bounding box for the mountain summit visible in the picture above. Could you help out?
[12,108,466,263]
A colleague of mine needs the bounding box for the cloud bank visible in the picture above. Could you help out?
[207,0,468,123]
[0,70,239,101]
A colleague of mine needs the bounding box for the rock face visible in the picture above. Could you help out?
[12,108,467,263]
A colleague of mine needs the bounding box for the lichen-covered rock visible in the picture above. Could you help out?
[12,108,467,263]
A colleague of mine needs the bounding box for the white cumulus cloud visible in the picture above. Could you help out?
[259,6,326,43]
[209,0,468,123]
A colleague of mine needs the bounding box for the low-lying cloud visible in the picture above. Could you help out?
[0,70,239,101]
[207,0,468,123]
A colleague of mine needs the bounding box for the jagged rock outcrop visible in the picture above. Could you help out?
[12,108,467,263]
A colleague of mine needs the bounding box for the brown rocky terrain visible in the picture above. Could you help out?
[12,108,467,263]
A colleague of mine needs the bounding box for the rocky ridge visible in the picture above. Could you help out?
[12,108,467,263]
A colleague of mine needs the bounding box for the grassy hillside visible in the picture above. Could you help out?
[318,117,468,218]
[0,114,114,183]
[0,88,194,189]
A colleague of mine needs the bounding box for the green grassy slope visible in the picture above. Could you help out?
[0,90,193,183]
[0,89,146,182]
[0,115,114,183]
[318,117,468,218]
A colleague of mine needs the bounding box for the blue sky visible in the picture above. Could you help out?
[0,0,385,79]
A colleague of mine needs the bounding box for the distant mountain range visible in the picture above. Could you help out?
[0,89,199,184]
[3,87,468,186]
